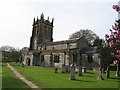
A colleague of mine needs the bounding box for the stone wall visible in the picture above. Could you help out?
[44,55,51,67]
[23,37,101,69]
[81,53,100,69]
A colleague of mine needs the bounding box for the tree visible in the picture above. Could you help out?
[93,38,105,80]
[105,4,120,77]
[69,29,98,45]
[0,45,18,52]
[93,37,113,79]
[0,45,20,62]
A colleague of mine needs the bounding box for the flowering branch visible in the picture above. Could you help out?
[113,5,120,13]
[105,4,120,65]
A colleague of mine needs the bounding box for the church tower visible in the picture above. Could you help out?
[30,13,54,50]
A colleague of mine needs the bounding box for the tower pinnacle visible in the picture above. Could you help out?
[47,16,49,21]
[41,13,44,19]
[51,18,54,24]
[33,17,35,24]
[37,16,39,20]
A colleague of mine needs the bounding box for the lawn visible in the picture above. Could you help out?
[0,53,1,57]
[10,62,120,89]
[0,63,2,90]
[2,62,31,90]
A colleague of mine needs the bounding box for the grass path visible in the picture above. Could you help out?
[2,63,31,89]
[7,63,39,89]
[10,62,120,89]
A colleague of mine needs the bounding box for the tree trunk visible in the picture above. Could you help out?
[97,66,104,80]
[116,63,120,77]
[106,65,110,78]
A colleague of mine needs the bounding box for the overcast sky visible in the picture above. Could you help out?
[0,0,118,49]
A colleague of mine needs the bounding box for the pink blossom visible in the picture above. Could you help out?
[117,50,120,53]
[110,34,114,39]
[112,25,118,30]
[112,5,120,12]
[113,60,119,64]
[114,23,119,30]
[114,33,118,38]
[116,39,120,42]
[109,41,114,48]
[105,34,109,38]
[118,31,120,35]
[112,5,116,9]
[116,6,120,12]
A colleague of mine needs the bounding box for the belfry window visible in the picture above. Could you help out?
[34,39,37,50]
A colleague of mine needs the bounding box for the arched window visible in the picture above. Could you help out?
[26,58,31,66]
[54,55,59,63]
[87,54,93,63]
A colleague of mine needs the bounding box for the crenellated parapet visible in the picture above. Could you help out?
[30,13,54,50]
[33,13,54,26]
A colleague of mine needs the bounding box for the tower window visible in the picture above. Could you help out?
[34,39,37,50]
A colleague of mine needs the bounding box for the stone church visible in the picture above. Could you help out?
[21,13,101,71]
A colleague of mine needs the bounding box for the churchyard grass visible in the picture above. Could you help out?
[2,62,31,89]
[10,62,120,89]
[0,63,2,90]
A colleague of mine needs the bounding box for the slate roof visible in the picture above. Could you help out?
[81,47,97,54]
[40,37,85,46]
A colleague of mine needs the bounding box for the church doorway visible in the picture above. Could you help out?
[26,58,31,66]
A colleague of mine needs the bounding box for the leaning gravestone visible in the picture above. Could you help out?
[62,64,66,73]
[69,64,76,80]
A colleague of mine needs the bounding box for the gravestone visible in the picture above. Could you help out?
[66,65,70,72]
[82,67,86,73]
[62,64,66,73]
[54,67,58,73]
[69,64,76,80]
[78,66,82,76]
[97,67,104,80]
